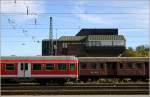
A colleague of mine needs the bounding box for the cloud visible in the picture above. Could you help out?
[73,0,149,27]
[77,14,105,24]
[1,0,46,21]
[73,1,106,24]
[111,0,149,26]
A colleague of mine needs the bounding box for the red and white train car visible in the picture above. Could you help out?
[0,56,79,84]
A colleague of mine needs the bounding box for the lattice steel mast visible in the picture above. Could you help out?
[49,17,53,55]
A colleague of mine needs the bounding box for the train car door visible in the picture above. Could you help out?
[107,62,117,76]
[18,63,31,78]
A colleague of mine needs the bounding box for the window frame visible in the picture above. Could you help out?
[32,63,42,70]
[99,63,104,69]
[119,63,123,69]
[91,63,97,69]
[113,40,124,46]
[136,63,143,69]
[95,41,100,46]
[58,63,67,70]
[70,63,76,70]
[25,63,28,70]
[92,41,96,46]
[5,63,15,70]
[21,63,28,70]
[45,63,54,70]
[127,63,134,69]
[88,41,92,46]
[21,63,24,70]
[81,63,87,69]
[101,40,112,46]
[62,43,67,48]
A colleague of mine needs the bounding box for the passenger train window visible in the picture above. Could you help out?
[21,63,28,70]
[81,64,87,69]
[136,63,142,68]
[70,64,75,70]
[6,64,15,70]
[21,63,24,70]
[33,64,41,70]
[25,63,28,70]
[46,64,54,70]
[91,63,96,69]
[99,63,104,69]
[58,64,66,70]
[128,63,134,69]
[119,63,123,69]
[145,62,148,68]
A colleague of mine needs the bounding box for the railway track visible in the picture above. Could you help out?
[1,83,149,95]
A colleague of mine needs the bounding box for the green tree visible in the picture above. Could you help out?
[121,45,149,57]
[121,47,136,57]
[136,45,149,57]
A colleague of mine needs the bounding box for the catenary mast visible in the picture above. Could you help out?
[49,17,53,55]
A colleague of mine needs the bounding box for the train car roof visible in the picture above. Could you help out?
[78,57,149,62]
[1,56,78,60]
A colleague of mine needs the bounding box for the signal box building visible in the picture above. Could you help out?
[42,29,126,57]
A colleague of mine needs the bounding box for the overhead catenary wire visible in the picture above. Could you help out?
[1,0,148,16]
[1,0,149,1]
[0,27,148,29]
[2,1,149,9]
[1,0,149,48]
[0,12,148,15]
[1,40,149,42]
[2,35,148,38]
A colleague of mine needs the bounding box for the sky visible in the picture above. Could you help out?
[0,0,149,56]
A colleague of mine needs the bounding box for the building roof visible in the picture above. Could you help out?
[42,35,125,42]
[58,36,86,41]
[76,28,118,36]
[88,35,125,41]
